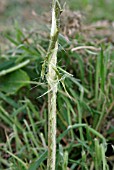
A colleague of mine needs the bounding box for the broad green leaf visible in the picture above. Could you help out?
[0,69,30,94]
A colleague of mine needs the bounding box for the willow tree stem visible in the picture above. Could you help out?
[46,0,61,170]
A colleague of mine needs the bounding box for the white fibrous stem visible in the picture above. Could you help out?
[51,8,58,36]
[47,42,58,170]
[46,0,60,170]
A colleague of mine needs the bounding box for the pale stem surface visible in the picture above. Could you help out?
[47,42,58,170]
[46,0,60,169]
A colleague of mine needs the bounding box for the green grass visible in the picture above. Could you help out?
[0,0,114,169]
[68,0,114,21]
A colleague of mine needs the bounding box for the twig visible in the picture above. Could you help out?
[41,0,61,169]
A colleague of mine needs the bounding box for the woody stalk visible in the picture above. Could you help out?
[41,0,61,169]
